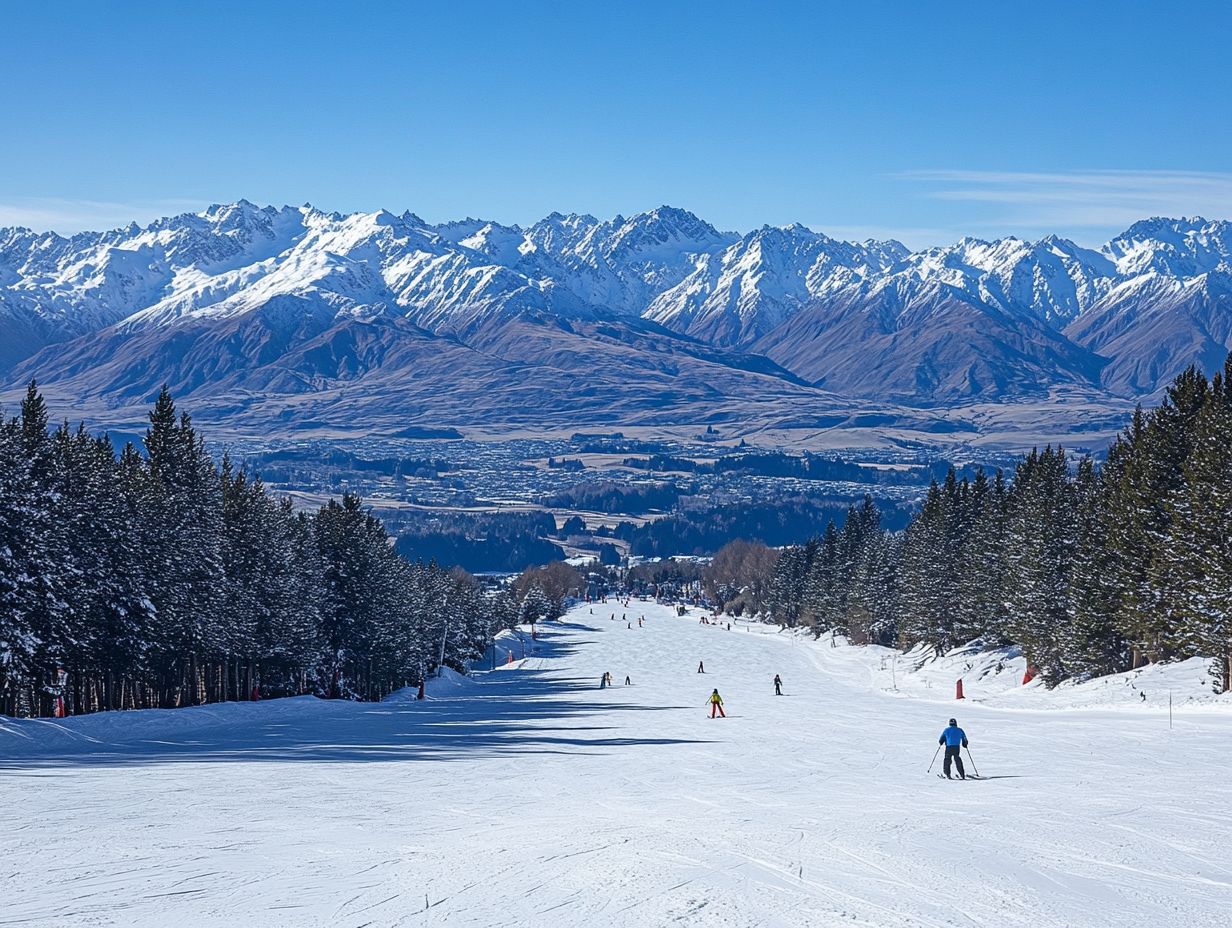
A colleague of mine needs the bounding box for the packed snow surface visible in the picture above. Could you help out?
[3,604,1230,927]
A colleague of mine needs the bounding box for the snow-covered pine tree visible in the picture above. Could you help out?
[1002,447,1076,683]
[1168,372,1232,691]
[0,409,45,715]
[17,385,73,715]
[142,387,226,706]
[801,522,842,634]
[520,583,552,625]
[1102,369,1207,667]
[766,538,815,628]
[953,468,1005,646]
[897,480,950,652]
[842,496,887,644]
[1060,457,1130,679]
[278,504,327,692]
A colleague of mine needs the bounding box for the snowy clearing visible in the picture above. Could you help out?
[3,603,1230,927]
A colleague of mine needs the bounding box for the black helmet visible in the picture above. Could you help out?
[949,718,957,726]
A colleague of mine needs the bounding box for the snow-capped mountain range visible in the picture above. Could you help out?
[2,202,1231,437]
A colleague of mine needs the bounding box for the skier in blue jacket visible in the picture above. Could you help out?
[939,718,968,779]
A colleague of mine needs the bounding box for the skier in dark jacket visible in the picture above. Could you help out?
[773,674,783,696]
[939,718,968,779]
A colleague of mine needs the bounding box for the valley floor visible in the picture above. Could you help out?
[2,603,1229,927]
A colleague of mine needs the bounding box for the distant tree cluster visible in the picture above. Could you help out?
[513,561,586,623]
[548,480,682,514]
[613,496,912,557]
[626,558,707,599]
[244,447,451,483]
[764,360,1232,692]
[395,533,564,575]
[621,451,962,486]
[703,540,779,615]
[392,509,564,573]
[0,385,515,718]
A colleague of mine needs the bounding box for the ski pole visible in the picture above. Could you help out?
[926,744,941,773]
[965,746,980,777]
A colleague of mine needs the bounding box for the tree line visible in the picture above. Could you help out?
[0,385,535,718]
[763,358,1232,693]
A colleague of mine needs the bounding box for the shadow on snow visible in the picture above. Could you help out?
[1,625,714,770]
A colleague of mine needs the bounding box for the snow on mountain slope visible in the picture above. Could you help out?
[3,601,1229,928]
[644,230,1113,352]
[898,235,1115,324]
[4,205,1232,419]
[644,224,908,346]
[743,227,1223,400]
[519,206,736,315]
[1065,268,1232,395]
[752,275,1107,403]
[1102,216,1232,278]
[0,200,310,364]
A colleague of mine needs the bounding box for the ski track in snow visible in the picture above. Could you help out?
[2,603,1230,927]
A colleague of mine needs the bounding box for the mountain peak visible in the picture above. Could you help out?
[1105,216,1232,277]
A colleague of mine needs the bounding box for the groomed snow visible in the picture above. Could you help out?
[2,603,1230,927]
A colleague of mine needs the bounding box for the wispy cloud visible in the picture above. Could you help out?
[0,197,209,234]
[899,169,1232,240]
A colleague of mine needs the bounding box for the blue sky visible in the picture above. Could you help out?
[3,0,1230,247]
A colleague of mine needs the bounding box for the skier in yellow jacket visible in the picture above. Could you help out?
[708,688,726,718]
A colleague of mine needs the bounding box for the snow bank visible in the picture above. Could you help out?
[725,613,1232,713]
[0,694,351,760]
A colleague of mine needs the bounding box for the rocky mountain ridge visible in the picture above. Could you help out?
[2,203,1230,440]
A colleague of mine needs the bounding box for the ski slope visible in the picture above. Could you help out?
[3,602,1230,927]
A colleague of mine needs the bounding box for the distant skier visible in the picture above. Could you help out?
[939,718,969,779]
[599,673,607,689]
[624,675,631,685]
[697,661,705,673]
[774,674,782,696]
[708,689,726,718]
